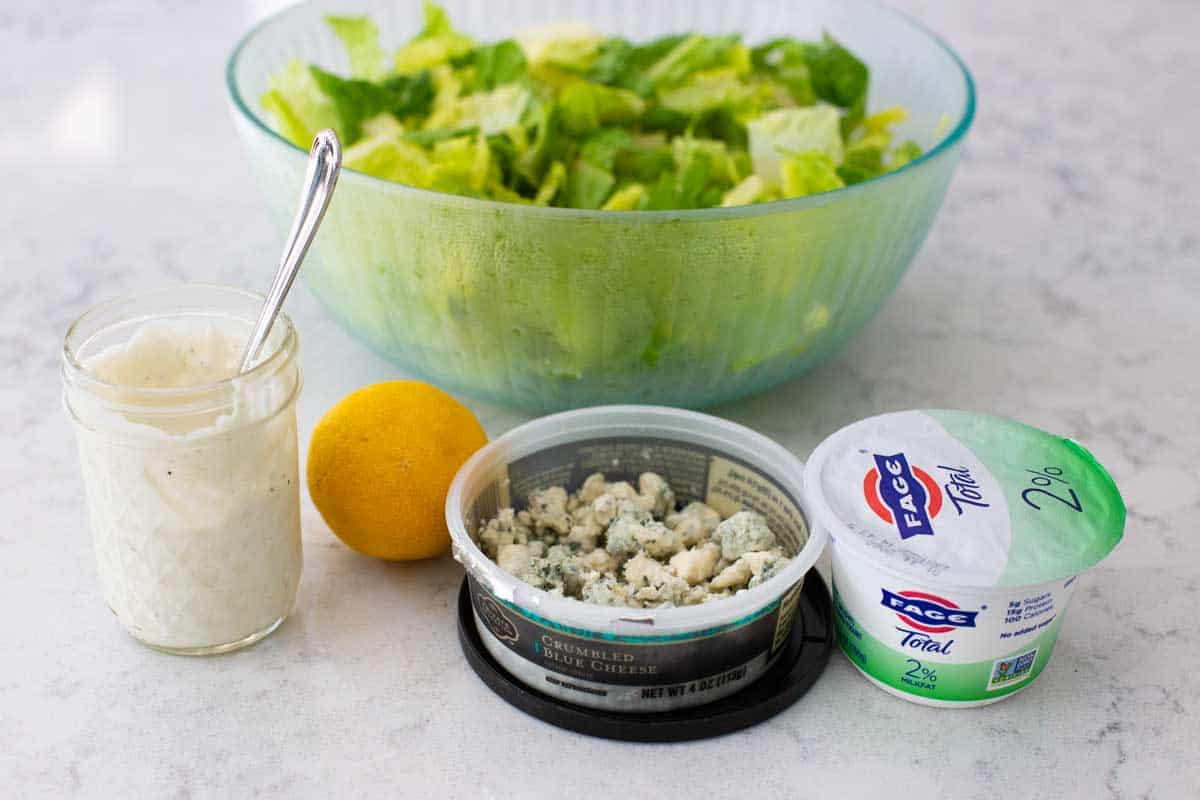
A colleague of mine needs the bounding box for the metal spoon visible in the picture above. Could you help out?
[238,129,342,374]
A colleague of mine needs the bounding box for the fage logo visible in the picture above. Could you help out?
[881,589,979,634]
[863,452,943,538]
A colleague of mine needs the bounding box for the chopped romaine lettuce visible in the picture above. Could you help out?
[747,105,843,187]
[394,0,474,73]
[325,15,386,81]
[308,66,434,143]
[890,140,923,169]
[780,151,845,197]
[472,40,528,90]
[644,34,744,89]
[802,34,870,127]
[261,59,341,148]
[424,83,530,135]
[558,81,645,135]
[579,128,633,171]
[602,183,646,210]
[657,69,755,115]
[721,174,773,207]
[260,4,923,208]
[343,135,430,185]
[565,159,616,209]
[534,161,567,205]
[516,21,604,73]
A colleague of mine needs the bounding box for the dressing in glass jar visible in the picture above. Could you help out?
[62,284,303,655]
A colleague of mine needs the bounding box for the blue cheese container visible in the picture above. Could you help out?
[447,406,827,712]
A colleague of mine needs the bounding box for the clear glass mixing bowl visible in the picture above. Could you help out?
[227,0,974,411]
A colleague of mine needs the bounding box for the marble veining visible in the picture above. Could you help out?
[3,0,1198,797]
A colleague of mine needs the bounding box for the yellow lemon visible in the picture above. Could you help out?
[307,381,487,560]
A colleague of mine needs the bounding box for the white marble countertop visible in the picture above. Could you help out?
[4,0,1198,797]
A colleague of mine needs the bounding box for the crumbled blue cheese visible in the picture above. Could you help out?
[476,472,791,608]
[716,511,777,560]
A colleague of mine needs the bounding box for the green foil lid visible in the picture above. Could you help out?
[805,410,1126,588]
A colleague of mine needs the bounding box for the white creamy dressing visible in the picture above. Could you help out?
[74,319,301,652]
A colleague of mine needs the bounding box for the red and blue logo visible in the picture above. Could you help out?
[881,589,978,633]
[863,452,943,539]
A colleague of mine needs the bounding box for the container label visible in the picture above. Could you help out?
[468,575,800,690]
[835,586,1063,702]
[880,589,978,632]
[867,453,939,538]
[832,544,1076,703]
[987,648,1038,691]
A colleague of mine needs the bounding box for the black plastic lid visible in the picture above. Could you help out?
[456,571,834,742]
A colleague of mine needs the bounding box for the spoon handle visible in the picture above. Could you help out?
[239,130,342,374]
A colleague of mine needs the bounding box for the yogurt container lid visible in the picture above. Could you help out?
[804,409,1125,589]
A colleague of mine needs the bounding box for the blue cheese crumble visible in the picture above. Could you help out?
[476,472,791,608]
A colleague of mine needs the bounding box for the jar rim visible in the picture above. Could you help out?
[62,283,297,400]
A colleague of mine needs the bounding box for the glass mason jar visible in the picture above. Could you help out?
[62,284,303,655]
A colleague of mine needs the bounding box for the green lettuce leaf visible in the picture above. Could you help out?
[472,40,528,91]
[645,34,744,89]
[690,107,749,149]
[566,128,632,209]
[515,99,569,185]
[260,60,341,148]
[534,160,567,205]
[747,105,843,186]
[601,34,688,95]
[516,21,604,72]
[586,38,636,85]
[343,135,431,185]
[403,126,477,146]
[752,33,867,129]
[750,39,816,106]
[601,183,646,210]
[889,140,923,169]
[836,144,884,185]
[803,34,868,111]
[579,128,633,171]
[657,69,754,115]
[427,134,493,196]
[640,136,733,210]
[565,159,616,209]
[672,136,740,187]
[308,66,434,144]
[424,84,530,135]
[721,174,773,206]
[614,135,676,184]
[841,106,920,179]
[780,151,844,197]
[558,81,645,135]
[325,15,386,81]
[395,0,475,73]
[475,85,531,134]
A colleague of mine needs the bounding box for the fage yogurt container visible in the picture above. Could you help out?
[805,410,1125,706]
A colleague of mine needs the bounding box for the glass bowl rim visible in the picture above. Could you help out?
[225,0,976,220]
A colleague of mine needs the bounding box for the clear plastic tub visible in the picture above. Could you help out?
[446,406,826,712]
